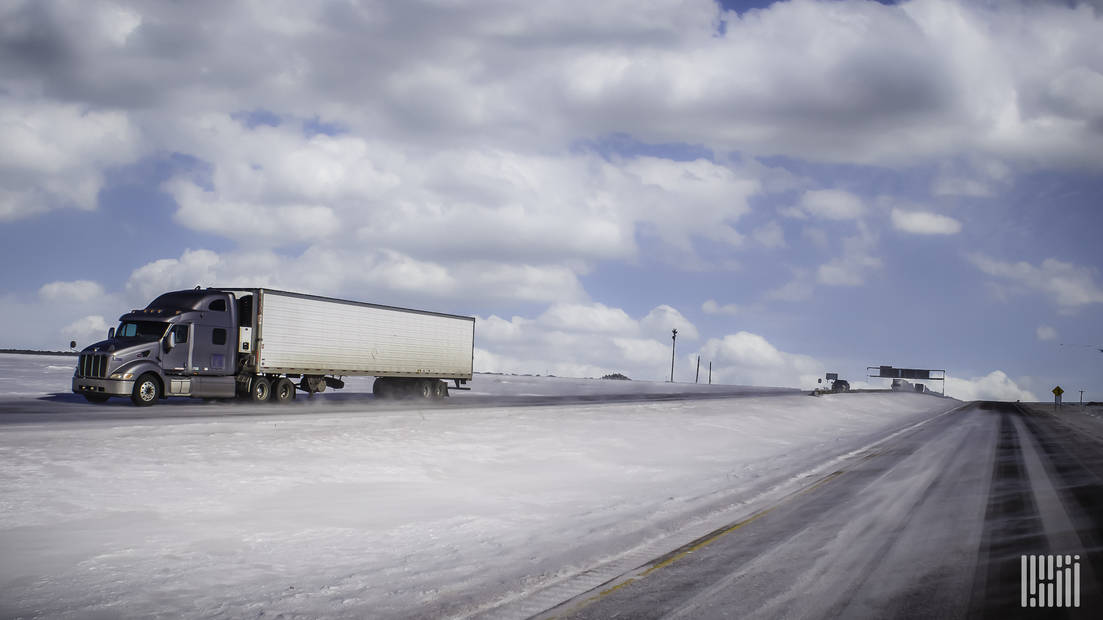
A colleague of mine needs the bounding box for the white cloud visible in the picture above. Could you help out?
[612,337,672,366]
[156,115,763,262]
[931,175,992,198]
[891,209,962,235]
[969,254,1103,311]
[537,303,637,335]
[764,272,814,302]
[945,370,1038,402]
[0,100,140,220]
[470,301,700,380]
[125,249,227,302]
[702,299,739,316]
[801,227,830,249]
[476,315,532,343]
[169,180,341,247]
[3,0,1101,211]
[795,190,864,220]
[698,331,823,389]
[817,227,881,287]
[39,280,106,303]
[931,158,1010,197]
[472,308,819,386]
[1036,325,1057,341]
[752,220,786,248]
[62,315,111,345]
[0,290,121,350]
[123,247,586,307]
[641,305,699,340]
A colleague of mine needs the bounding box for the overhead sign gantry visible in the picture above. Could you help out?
[867,366,947,395]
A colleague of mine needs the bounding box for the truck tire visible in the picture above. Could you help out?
[83,393,110,404]
[131,373,161,407]
[274,377,296,403]
[416,379,434,400]
[251,376,271,403]
[432,381,448,400]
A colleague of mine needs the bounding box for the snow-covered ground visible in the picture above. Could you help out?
[0,353,957,618]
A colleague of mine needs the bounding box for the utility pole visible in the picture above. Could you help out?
[708,362,712,385]
[695,356,700,383]
[1081,390,1086,407]
[670,329,677,382]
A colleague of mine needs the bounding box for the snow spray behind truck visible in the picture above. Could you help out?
[73,288,475,406]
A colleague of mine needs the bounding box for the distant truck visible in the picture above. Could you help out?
[72,288,474,406]
[820,372,850,393]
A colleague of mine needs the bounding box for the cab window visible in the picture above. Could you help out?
[208,299,226,311]
[115,321,168,342]
[173,325,189,343]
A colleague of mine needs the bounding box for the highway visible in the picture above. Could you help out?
[534,402,1103,619]
[0,386,797,425]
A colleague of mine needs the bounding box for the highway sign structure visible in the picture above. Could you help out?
[868,365,947,395]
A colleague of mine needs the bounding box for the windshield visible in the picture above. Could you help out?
[115,321,168,343]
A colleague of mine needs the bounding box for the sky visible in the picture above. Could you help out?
[1,0,1101,400]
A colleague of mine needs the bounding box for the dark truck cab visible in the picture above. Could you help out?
[73,288,242,405]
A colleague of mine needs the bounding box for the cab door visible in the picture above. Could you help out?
[193,296,235,376]
[162,324,192,375]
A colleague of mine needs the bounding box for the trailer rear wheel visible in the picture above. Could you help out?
[251,376,271,402]
[415,379,434,400]
[274,377,296,403]
[431,381,448,400]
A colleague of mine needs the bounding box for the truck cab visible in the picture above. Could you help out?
[73,288,246,405]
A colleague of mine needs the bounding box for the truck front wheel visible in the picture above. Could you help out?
[131,373,161,407]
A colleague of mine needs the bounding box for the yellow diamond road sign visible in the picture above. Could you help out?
[1053,386,1064,396]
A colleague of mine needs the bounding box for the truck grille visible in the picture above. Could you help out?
[78,353,108,378]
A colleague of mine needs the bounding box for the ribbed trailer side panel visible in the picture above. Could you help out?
[257,291,474,378]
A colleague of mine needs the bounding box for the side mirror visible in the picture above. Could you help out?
[164,330,176,352]
[108,327,115,340]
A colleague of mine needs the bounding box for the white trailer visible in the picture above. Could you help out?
[251,289,474,398]
[72,287,474,406]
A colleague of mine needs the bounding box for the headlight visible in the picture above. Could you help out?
[109,372,135,380]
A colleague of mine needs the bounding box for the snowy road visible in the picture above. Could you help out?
[0,387,797,425]
[547,402,1103,619]
[0,353,969,619]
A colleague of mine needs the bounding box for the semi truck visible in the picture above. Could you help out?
[72,287,475,406]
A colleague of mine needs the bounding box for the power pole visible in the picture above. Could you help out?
[670,329,677,382]
[1081,390,1086,407]
[695,355,700,383]
[708,362,712,385]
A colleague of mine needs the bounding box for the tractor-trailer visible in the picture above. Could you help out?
[72,287,475,406]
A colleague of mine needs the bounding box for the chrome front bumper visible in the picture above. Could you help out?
[72,376,134,397]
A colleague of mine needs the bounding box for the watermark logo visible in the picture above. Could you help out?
[1022,554,1079,608]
